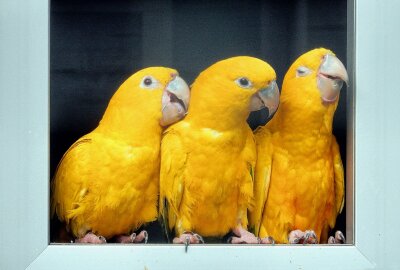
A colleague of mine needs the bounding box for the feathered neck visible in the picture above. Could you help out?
[95,98,163,145]
[268,97,338,139]
[184,80,251,131]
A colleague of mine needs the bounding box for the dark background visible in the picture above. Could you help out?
[50,0,347,243]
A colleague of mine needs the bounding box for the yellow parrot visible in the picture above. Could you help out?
[251,48,348,244]
[159,56,280,246]
[51,67,190,243]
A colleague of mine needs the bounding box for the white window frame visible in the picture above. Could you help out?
[1,0,400,269]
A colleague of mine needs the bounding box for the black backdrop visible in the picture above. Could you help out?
[50,0,347,243]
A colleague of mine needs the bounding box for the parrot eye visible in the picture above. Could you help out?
[144,78,152,86]
[296,66,311,77]
[235,77,253,89]
[140,76,160,89]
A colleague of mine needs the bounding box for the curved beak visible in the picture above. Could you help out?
[249,80,280,116]
[317,54,349,104]
[160,75,190,126]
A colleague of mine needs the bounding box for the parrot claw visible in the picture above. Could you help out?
[115,230,148,244]
[173,231,204,252]
[184,236,190,253]
[143,231,149,244]
[328,230,345,244]
[75,232,107,244]
[259,236,275,245]
[228,227,260,244]
[303,230,318,244]
[288,229,318,244]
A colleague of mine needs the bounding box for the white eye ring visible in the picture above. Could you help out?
[140,75,160,89]
[235,77,253,89]
[296,66,311,77]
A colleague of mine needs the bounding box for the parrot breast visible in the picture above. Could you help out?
[174,124,253,237]
[263,134,337,243]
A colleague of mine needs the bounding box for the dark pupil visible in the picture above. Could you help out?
[144,78,152,86]
[240,78,249,86]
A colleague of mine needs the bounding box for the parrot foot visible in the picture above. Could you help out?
[228,227,261,244]
[75,232,107,244]
[288,229,318,244]
[115,230,148,244]
[259,236,275,244]
[328,230,346,244]
[173,231,204,253]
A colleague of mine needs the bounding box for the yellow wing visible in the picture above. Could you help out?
[332,135,345,215]
[52,132,161,238]
[50,136,92,226]
[250,126,274,236]
[238,128,257,229]
[159,126,187,241]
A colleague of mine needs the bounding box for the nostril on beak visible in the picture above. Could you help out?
[170,73,177,79]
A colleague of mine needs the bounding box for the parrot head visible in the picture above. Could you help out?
[102,67,190,128]
[283,48,348,110]
[190,56,279,122]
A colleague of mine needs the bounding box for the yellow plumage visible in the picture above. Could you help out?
[251,48,346,243]
[51,67,188,239]
[160,56,277,239]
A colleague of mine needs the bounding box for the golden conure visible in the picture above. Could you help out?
[250,48,348,244]
[51,67,190,243]
[160,56,280,245]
